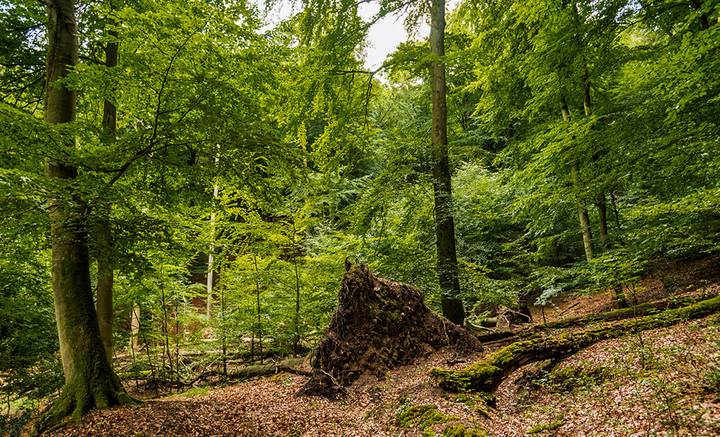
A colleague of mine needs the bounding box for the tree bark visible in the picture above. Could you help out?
[571,166,594,261]
[96,1,119,366]
[181,358,311,386]
[41,0,131,428]
[582,71,591,117]
[430,0,464,326]
[431,296,720,394]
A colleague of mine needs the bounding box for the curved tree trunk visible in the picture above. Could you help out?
[430,296,720,394]
[430,0,464,326]
[42,0,131,429]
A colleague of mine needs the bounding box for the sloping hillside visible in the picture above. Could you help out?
[41,257,720,437]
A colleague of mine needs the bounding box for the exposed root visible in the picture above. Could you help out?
[34,373,137,435]
[300,264,481,397]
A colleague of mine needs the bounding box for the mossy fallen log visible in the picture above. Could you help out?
[470,294,717,347]
[537,294,716,330]
[430,296,720,394]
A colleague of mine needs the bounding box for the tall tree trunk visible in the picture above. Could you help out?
[42,0,130,428]
[561,96,594,261]
[253,253,263,363]
[430,0,464,326]
[206,148,220,320]
[582,71,591,117]
[690,0,713,30]
[610,191,624,246]
[96,2,118,366]
[292,221,302,356]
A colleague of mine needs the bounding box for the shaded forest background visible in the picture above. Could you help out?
[1,0,719,433]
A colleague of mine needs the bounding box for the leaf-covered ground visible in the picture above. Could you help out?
[43,312,720,437]
[40,258,720,436]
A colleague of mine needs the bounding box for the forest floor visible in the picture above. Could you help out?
[44,257,720,437]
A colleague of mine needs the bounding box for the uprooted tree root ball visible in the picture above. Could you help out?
[299,264,482,397]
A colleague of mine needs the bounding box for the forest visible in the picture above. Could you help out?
[1,0,719,435]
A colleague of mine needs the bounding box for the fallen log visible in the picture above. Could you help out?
[177,358,309,386]
[430,295,720,394]
[469,294,717,348]
[536,294,717,330]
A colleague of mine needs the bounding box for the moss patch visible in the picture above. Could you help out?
[528,416,564,434]
[452,394,491,419]
[394,403,488,436]
[551,365,614,392]
[164,386,210,398]
[395,404,457,431]
[442,423,488,437]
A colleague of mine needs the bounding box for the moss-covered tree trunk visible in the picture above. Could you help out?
[42,0,131,428]
[429,0,464,326]
[431,296,720,394]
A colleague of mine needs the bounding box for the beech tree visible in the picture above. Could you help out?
[42,0,131,426]
[429,0,464,325]
[2,0,720,428]
[296,0,466,324]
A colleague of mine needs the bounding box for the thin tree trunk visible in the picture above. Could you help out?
[41,0,131,428]
[597,192,608,249]
[253,253,263,364]
[96,261,114,364]
[292,221,302,356]
[160,270,172,390]
[206,149,220,319]
[582,69,602,256]
[610,191,624,246]
[574,164,594,261]
[430,0,464,326]
[562,96,594,261]
[582,71,591,117]
[614,283,629,308]
[96,1,118,366]
[175,297,181,389]
[690,0,713,30]
[221,283,227,377]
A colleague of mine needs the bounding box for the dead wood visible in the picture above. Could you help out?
[299,264,481,398]
[536,293,717,330]
[172,358,309,387]
[430,295,720,394]
[470,293,717,348]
